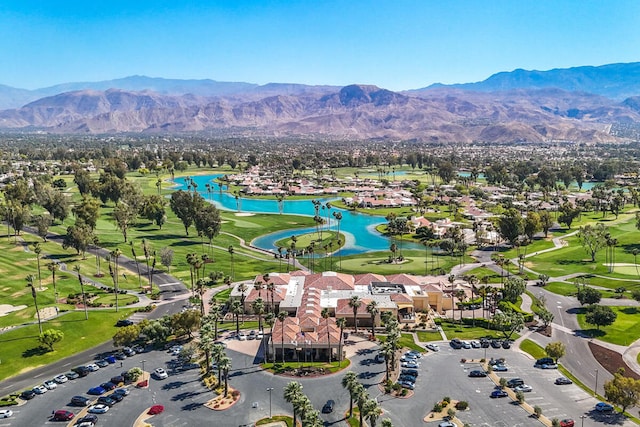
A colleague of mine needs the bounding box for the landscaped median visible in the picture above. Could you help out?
[260,360,350,376]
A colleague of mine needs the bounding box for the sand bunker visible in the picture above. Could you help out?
[235,212,255,217]
[0,304,27,316]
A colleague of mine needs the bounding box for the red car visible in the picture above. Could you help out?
[560,419,574,427]
[148,405,164,415]
[52,410,75,421]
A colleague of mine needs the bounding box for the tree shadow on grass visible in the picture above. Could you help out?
[566,307,587,315]
[557,259,591,265]
[621,307,638,315]
[23,346,50,358]
[574,329,606,338]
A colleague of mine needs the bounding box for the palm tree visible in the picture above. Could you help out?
[109,248,121,312]
[348,296,362,333]
[209,302,223,340]
[26,274,42,334]
[336,317,347,363]
[33,243,43,290]
[468,275,479,326]
[455,289,466,323]
[47,262,59,302]
[142,238,153,289]
[230,300,242,335]
[284,381,304,427]
[633,248,640,279]
[253,279,264,299]
[218,356,232,397]
[265,312,275,362]
[333,211,343,270]
[73,265,88,320]
[130,242,142,289]
[238,283,248,323]
[341,371,358,418]
[211,343,226,386]
[277,311,288,363]
[380,341,394,381]
[363,398,383,427]
[355,383,367,427]
[228,246,235,280]
[366,301,379,338]
[266,280,276,313]
[321,308,331,362]
[196,278,209,316]
[199,315,215,374]
[252,298,265,332]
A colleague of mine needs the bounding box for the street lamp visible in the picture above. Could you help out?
[594,368,599,397]
[266,387,274,419]
[141,360,146,380]
[580,415,586,427]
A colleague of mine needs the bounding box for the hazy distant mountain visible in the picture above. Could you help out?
[421,62,640,100]
[0,83,635,142]
[0,76,339,110]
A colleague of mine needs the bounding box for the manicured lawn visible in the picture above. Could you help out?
[256,416,294,427]
[213,288,232,303]
[0,309,136,382]
[261,360,349,374]
[577,306,640,346]
[462,266,503,284]
[93,293,139,306]
[275,231,344,254]
[416,331,442,342]
[330,250,472,275]
[437,321,515,341]
[378,332,423,352]
[543,282,577,296]
[519,339,546,359]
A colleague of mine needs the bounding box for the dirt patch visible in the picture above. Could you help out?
[0,304,27,316]
[204,387,241,411]
[589,341,640,379]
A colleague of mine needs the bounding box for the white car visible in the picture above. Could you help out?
[154,368,168,379]
[515,384,533,393]
[53,374,68,384]
[256,330,264,340]
[470,340,481,348]
[32,385,48,394]
[238,332,247,341]
[86,363,100,372]
[88,404,110,414]
[43,380,58,390]
[426,343,440,352]
[0,409,12,418]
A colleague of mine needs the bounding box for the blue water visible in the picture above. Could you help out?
[173,175,422,256]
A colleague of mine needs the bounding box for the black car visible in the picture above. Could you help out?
[399,374,417,382]
[501,340,512,349]
[535,357,555,367]
[122,347,136,357]
[95,359,109,368]
[450,338,463,349]
[507,378,525,388]
[322,399,335,414]
[490,339,502,348]
[97,396,117,407]
[70,395,90,406]
[114,352,127,360]
[100,382,117,391]
[106,393,124,402]
[468,370,488,377]
[20,390,36,400]
[110,375,125,385]
[72,366,90,377]
[480,338,490,348]
[116,319,134,327]
[76,414,98,426]
[401,369,419,378]
[555,377,573,385]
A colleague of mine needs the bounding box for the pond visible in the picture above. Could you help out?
[173,174,422,256]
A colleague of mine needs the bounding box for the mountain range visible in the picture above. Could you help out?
[2,62,640,142]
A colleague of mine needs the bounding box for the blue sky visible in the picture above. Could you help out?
[2,0,640,90]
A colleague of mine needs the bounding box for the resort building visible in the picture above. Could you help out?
[230,271,445,362]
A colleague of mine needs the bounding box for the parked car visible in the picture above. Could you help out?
[96,396,117,407]
[75,414,98,427]
[101,382,117,391]
[439,422,455,427]
[400,354,418,362]
[560,419,575,427]
[113,387,130,397]
[52,410,75,421]
[490,390,508,398]
[507,378,525,388]
[238,332,247,341]
[106,393,124,402]
[399,374,417,382]
[450,338,463,349]
[148,405,164,415]
[32,385,48,395]
[20,390,36,400]
[71,396,90,406]
[322,399,335,413]
[72,366,90,377]
[154,368,169,379]
[400,361,419,369]
[95,359,109,368]
[555,377,573,385]
[105,355,117,364]
[470,340,481,348]
[468,370,488,377]
[70,395,90,406]
[514,384,533,393]
[0,409,13,418]
[426,343,440,352]
[88,404,110,414]
[65,371,80,380]
[480,338,490,348]
[86,363,100,372]
[256,330,264,340]
[402,369,419,377]
[114,352,127,360]
[535,357,555,367]
[53,374,68,384]
[595,402,614,412]
[490,339,502,348]
[398,380,415,390]
[406,350,423,358]
[110,375,125,385]
[88,386,106,395]
[122,347,136,357]
[541,363,558,369]
[501,340,512,349]
[248,330,257,340]
[491,364,508,372]
[43,380,58,390]
[116,319,134,327]
[462,341,472,349]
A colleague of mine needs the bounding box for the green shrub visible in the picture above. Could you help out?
[552,419,560,427]
[432,403,443,412]
[442,396,451,404]
[534,406,542,418]
[515,391,524,403]
[455,401,468,410]
[447,408,456,418]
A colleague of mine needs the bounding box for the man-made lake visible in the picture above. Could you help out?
[173,175,421,256]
